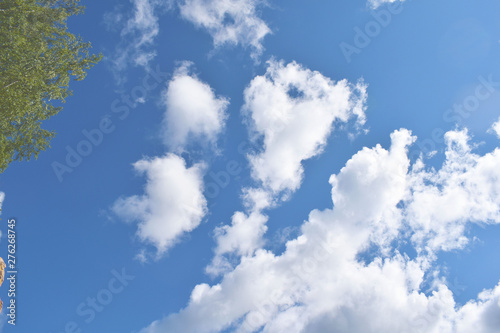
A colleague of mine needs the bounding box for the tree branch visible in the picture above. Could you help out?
[3,80,18,90]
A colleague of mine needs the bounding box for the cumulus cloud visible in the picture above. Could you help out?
[207,188,273,274]
[207,60,367,269]
[243,59,367,195]
[490,117,500,138]
[178,0,271,60]
[207,210,269,276]
[207,61,367,269]
[139,126,500,333]
[112,62,227,259]
[405,129,500,255]
[162,62,229,151]
[213,211,268,258]
[206,211,268,276]
[112,154,207,256]
[455,283,500,333]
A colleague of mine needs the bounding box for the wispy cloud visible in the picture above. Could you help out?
[368,0,404,9]
[178,0,271,61]
[105,0,167,81]
[106,0,272,79]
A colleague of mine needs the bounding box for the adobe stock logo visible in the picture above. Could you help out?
[339,2,404,63]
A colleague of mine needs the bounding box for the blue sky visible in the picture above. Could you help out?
[1,0,500,332]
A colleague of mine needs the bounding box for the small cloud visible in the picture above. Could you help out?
[368,0,403,9]
[489,117,500,138]
[161,62,229,151]
[178,0,271,61]
[0,192,4,213]
[103,7,124,32]
[134,249,149,264]
[243,59,367,195]
[112,154,207,257]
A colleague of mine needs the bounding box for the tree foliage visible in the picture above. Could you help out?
[0,0,101,173]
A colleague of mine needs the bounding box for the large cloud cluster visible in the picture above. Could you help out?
[140,127,500,333]
[209,60,367,273]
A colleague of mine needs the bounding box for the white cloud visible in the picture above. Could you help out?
[207,210,269,276]
[108,0,166,75]
[122,0,162,48]
[243,59,367,195]
[112,154,207,256]
[328,129,414,250]
[405,129,500,255]
[213,211,268,258]
[455,283,500,333]
[207,60,367,270]
[368,0,403,9]
[490,117,500,138]
[0,192,4,214]
[139,126,500,333]
[178,0,271,60]
[206,188,272,274]
[162,62,229,151]
[109,0,272,74]
[112,61,228,258]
